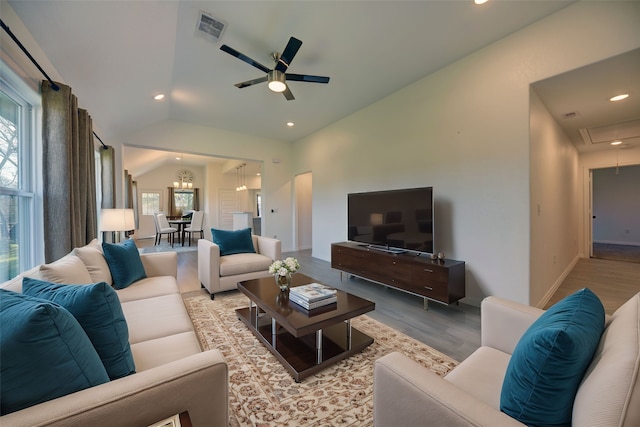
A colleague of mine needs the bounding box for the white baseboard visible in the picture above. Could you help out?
[535,254,580,309]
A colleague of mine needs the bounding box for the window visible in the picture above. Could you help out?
[0,76,38,281]
[141,191,161,215]
[256,193,262,217]
[174,190,194,216]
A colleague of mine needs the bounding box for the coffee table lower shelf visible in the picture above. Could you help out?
[236,306,374,382]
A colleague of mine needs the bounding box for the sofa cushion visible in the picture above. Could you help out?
[500,288,605,427]
[121,294,194,344]
[75,244,113,285]
[572,292,640,427]
[115,275,180,303]
[22,278,135,380]
[130,332,202,371]
[0,289,109,415]
[445,346,511,410]
[211,227,255,256]
[219,252,273,277]
[102,239,146,289]
[39,255,92,284]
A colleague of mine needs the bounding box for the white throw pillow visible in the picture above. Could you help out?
[75,246,113,285]
[39,255,92,284]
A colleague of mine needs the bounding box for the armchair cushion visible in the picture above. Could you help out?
[22,278,135,380]
[0,289,109,415]
[211,227,255,256]
[219,252,273,276]
[102,239,147,289]
[500,288,605,426]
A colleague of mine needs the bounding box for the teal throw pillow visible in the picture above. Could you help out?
[500,288,605,427]
[23,278,135,380]
[102,239,146,289]
[211,227,256,256]
[0,289,109,415]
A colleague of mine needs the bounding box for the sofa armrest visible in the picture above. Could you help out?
[481,296,544,354]
[198,239,221,294]
[140,252,178,278]
[374,352,523,427]
[255,235,281,261]
[2,350,228,427]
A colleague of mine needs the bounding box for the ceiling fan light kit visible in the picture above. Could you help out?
[267,70,287,93]
[220,36,330,100]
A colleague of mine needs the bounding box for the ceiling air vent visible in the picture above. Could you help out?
[562,111,579,119]
[196,11,226,43]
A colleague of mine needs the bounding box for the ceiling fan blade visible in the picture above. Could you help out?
[234,76,268,88]
[274,37,302,73]
[286,74,330,84]
[283,86,295,101]
[220,44,271,74]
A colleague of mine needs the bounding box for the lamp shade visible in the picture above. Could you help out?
[100,209,135,232]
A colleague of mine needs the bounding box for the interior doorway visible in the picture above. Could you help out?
[591,164,640,263]
[295,172,312,251]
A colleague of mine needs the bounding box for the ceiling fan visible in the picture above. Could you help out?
[220,36,330,101]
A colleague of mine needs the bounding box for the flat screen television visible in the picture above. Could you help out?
[347,187,433,254]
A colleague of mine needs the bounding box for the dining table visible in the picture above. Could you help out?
[168,219,191,246]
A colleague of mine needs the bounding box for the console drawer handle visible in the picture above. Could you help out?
[424,286,433,291]
[423,269,433,273]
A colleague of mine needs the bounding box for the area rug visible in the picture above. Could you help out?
[184,292,458,427]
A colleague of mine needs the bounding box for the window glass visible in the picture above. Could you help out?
[0,86,34,281]
[141,191,161,215]
[174,190,193,216]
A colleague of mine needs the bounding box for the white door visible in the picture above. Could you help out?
[218,189,237,230]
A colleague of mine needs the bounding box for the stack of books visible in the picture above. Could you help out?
[289,283,338,310]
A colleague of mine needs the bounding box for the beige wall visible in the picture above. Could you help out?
[293,1,640,306]
[529,89,580,307]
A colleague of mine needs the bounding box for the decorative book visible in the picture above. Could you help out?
[289,293,337,310]
[289,283,337,303]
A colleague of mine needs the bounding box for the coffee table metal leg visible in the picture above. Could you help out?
[316,329,323,364]
[346,319,352,350]
[272,318,277,348]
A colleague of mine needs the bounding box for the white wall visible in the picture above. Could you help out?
[529,89,580,307]
[293,1,640,306]
[592,165,640,246]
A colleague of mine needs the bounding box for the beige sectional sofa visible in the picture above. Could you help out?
[374,292,640,427]
[0,240,228,426]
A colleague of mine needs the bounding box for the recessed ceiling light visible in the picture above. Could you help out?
[610,94,629,102]
[175,156,181,160]
[154,94,165,100]
[286,122,295,127]
[611,140,623,146]
[474,0,489,4]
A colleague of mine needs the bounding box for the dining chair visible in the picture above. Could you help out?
[156,213,178,247]
[184,211,205,246]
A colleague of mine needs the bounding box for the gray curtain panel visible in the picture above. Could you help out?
[193,188,200,211]
[100,146,116,209]
[41,80,97,262]
[168,186,177,217]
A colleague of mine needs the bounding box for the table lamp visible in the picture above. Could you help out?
[100,208,135,242]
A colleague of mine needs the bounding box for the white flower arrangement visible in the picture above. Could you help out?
[269,257,300,277]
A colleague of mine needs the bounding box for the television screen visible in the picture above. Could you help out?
[347,187,433,254]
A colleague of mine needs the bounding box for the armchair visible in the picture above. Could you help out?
[198,234,281,299]
[374,292,640,426]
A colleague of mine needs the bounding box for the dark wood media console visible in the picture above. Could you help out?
[331,242,465,308]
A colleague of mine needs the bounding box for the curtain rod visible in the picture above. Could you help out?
[1,18,108,149]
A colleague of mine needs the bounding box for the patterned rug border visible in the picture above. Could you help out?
[184,292,458,426]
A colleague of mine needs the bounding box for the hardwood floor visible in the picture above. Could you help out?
[169,245,639,362]
[543,257,640,314]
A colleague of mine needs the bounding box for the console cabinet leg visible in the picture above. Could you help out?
[424,298,429,310]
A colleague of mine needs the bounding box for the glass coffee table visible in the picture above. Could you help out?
[237,274,375,382]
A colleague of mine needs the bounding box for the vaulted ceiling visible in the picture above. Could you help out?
[7,1,639,177]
